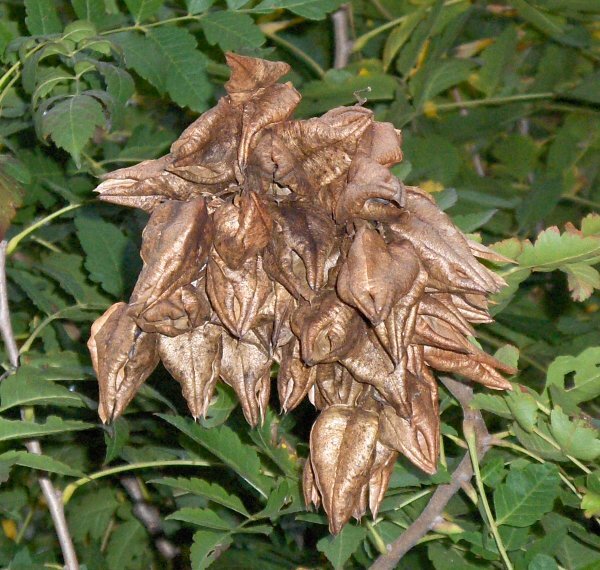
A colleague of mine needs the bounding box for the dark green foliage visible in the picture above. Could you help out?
[0,1,599,568]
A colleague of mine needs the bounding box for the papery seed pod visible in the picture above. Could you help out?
[368,441,399,518]
[291,291,365,365]
[357,121,403,167]
[334,157,404,223]
[89,53,518,534]
[404,187,506,293]
[88,303,159,423]
[213,191,272,269]
[423,345,515,390]
[94,156,199,212]
[128,198,213,320]
[337,226,419,325]
[277,337,317,412]
[271,107,372,195]
[220,332,272,426]
[312,362,365,409]
[158,323,223,419]
[206,250,271,338]
[135,280,212,337]
[341,330,412,417]
[270,202,338,292]
[309,404,379,533]
[168,97,242,187]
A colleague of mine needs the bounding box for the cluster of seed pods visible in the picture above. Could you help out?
[88,53,516,534]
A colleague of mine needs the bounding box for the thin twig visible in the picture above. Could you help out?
[0,240,80,570]
[332,4,353,69]
[120,476,180,561]
[369,378,491,570]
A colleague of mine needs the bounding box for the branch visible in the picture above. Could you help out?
[120,476,180,561]
[369,377,491,570]
[332,4,353,69]
[0,240,80,570]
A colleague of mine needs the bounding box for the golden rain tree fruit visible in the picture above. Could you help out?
[88,53,516,534]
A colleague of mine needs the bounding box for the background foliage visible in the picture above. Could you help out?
[0,0,599,568]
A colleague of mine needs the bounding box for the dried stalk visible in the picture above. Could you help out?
[369,377,491,570]
[0,240,80,570]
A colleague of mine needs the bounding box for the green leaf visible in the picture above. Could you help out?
[71,0,108,26]
[201,11,265,52]
[7,268,66,315]
[511,0,564,39]
[494,463,561,527]
[68,488,120,542]
[98,63,135,109]
[474,26,518,97]
[41,95,105,167]
[186,0,215,15]
[470,393,512,418]
[404,134,460,186]
[549,408,600,462]
[104,417,129,464]
[410,59,475,109]
[252,0,344,20]
[74,210,131,298]
[257,479,291,519]
[505,390,538,433]
[111,32,167,94]
[581,471,600,518]
[513,421,566,462]
[492,134,539,180]
[0,416,92,443]
[382,10,424,71]
[316,524,366,570]
[516,226,600,272]
[124,0,164,24]
[517,175,564,230]
[0,370,84,412]
[0,450,84,478]
[0,156,25,241]
[199,383,237,428]
[17,351,93,382]
[563,263,600,302]
[39,251,110,305]
[167,507,234,530]
[529,554,559,570]
[25,0,62,35]
[190,530,233,570]
[452,209,497,233]
[298,71,397,116]
[158,414,272,497]
[151,477,249,516]
[147,27,211,112]
[106,519,148,570]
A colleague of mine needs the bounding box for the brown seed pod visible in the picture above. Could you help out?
[89,53,516,534]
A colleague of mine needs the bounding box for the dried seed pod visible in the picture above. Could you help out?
[337,226,420,325]
[291,291,365,365]
[277,337,317,412]
[220,332,272,426]
[129,198,213,320]
[423,345,515,390]
[206,250,271,339]
[158,323,223,419]
[308,404,379,533]
[270,202,338,292]
[90,53,517,534]
[89,303,159,423]
[334,157,404,223]
[368,441,399,518]
[213,191,272,269]
[135,280,211,337]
